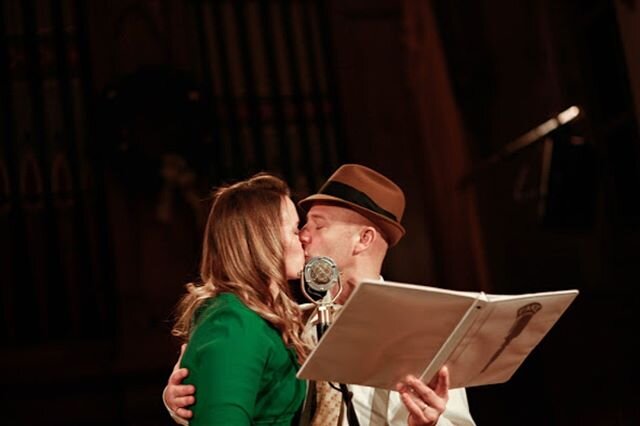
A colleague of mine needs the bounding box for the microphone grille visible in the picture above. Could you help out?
[303,256,339,293]
[309,260,334,284]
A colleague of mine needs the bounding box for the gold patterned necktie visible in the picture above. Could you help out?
[299,304,344,425]
[310,379,343,426]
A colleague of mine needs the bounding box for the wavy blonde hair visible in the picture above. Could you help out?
[172,173,309,362]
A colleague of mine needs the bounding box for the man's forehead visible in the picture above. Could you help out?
[306,203,355,221]
[306,206,330,221]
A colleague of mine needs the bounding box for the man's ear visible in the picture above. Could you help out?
[353,226,377,255]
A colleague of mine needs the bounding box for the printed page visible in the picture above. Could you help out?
[445,289,578,388]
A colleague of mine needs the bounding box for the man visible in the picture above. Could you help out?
[164,164,476,425]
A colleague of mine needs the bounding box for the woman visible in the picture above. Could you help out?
[172,173,309,425]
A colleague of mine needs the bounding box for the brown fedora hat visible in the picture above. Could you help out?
[298,164,406,246]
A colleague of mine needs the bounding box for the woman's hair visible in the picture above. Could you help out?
[172,173,309,361]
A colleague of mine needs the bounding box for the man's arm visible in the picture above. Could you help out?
[163,344,196,425]
[434,387,475,426]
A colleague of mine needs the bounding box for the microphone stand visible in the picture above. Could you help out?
[458,105,581,189]
[301,257,360,426]
[315,302,332,340]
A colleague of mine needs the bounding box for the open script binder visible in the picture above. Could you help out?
[297,280,578,390]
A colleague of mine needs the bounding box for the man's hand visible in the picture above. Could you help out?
[164,344,196,424]
[395,366,450,426]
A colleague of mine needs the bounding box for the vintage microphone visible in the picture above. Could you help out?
[300,256,342,338]
[299,257,360,426]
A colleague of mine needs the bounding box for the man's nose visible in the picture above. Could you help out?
[299,228,310,244]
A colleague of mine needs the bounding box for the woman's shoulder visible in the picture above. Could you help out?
[202,292,254,314]
[194,293,266,332]
[187,293,277,357]
[182,294,278,372]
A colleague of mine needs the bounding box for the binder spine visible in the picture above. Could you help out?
[419,295,486,384]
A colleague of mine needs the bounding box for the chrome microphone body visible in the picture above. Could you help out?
[301,256,340,301]
[300,256,342,338]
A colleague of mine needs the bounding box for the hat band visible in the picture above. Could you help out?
[318,181,398,222]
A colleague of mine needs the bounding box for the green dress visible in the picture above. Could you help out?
[181,293,306,425]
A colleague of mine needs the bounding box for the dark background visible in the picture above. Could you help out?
[1,0,639,425]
